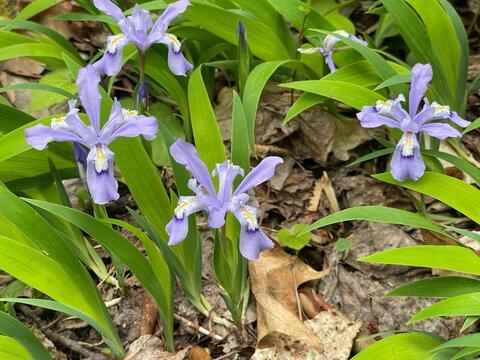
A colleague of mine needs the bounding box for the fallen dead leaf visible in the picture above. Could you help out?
[251,333,324,360]
[188,346,212,360]
[307,171,340,213]
[249,246,329,351]
[124,335,189,360]
[331,118,376,161]
[304,309,362,360]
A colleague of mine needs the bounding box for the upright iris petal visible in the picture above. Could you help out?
[93,0,192,76]
[357,63,470,181]
[25,65,158,204]
[165,139,283,260]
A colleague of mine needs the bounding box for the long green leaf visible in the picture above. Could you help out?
[283,93,324,124]
[380,0,450,106]
[0,20,82,62]
[360,245,480,276]
[0,336,32,360]
[303,205,451,238]
[374,172,480,224]
[283,80,385,110]
[0,83,75,101]
[0,298,121,352]
[352,332,441,360]
[0,188,122,356]
[243,60,290,153]
[188,66,226,170]
[0,104,36,133]
[186,3,293,61]
[408,292,480,323]
[387,277,480,298]
[24,199,175,350]
[422,149,480,185]
[231,91,249,175]
[309,30,407,95]
[0,43,66,62]
[0,312,52,360]
[15,0,64,20]
[406,0,462,108]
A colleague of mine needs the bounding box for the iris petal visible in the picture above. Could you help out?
[390,133,425,181]
[86,146,119,204]
[234,156,283,195]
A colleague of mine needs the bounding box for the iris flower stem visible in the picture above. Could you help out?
[139,53,146,84]
[221,225,228,256]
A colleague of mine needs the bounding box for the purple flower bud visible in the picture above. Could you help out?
[237,21,247,50]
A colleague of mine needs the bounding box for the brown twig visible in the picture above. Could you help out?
[174,313,224,341]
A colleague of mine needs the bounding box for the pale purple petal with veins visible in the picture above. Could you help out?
[169,139,216,195]
[234,156,283,195]
[150,0,191,40]
[357,106,402,129]
[233,205,274,260]
[166,44,193,76]
[105,115,158,142]
[25,124,85,150]
[77,66,102,132]
[390,132,425,181]
[166,195,206,245]
[86,145,119,204]
[408,63,432,116]
[419,123,461,139]
[93,0,126,22]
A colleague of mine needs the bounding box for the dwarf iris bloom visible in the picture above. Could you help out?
[93,0,192,76]
[357,63,470,181]
[298,30,367,72]
[166,139,283,260]
[25,65,158,204]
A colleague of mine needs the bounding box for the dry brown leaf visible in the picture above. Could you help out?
[125,335,189,360]
[305,309,362,360]
[249,246,329,351]
[251,333,324,360]
[331,118,376,161]
[307,171,340,212]
[420,228,456,246]
[188,346,212,360]
[140,292,158,336]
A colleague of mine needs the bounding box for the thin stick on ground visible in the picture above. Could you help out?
[174,313,224,341]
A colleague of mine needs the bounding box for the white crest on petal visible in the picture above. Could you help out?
[122,108,139,120]
[375,100,394,114]
[50,116,67,129]
[238,205,259,231]
[106,34,127,54]
[323,30,349,50]
[94,144,109,173]
[162,33,181,52]
[431,101,451,118]
[174,198,200,219]
[401,132,414,157]
[297,47,320,55]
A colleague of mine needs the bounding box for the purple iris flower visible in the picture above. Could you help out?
[92,0,193,76]
[298,30,367,72]
[24,65,158,204]
[357,63,470,181]
[166,139,283,260]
